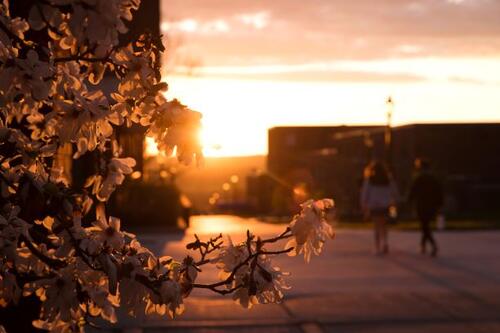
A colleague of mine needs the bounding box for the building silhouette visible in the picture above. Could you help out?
[266,123,500,218]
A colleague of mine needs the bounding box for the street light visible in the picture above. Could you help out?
[385,96,394,168]
[386,96,393,127]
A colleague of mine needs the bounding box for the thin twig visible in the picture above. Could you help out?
[261,227,292,244]
[260,247,294,256]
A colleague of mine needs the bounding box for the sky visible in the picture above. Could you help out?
[159,0,500,156]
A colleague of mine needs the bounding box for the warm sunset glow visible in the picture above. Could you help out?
[198,111,268,157]
[161,0,500,157]
[144,120,239,158]
[144,136,160,157]
[165,74,500,157]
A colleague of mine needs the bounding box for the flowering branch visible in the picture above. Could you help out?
[53,47,118,64]
[20,235,66,270]
[187,233,223,266]
[0,20,32,50]
[0,0,336,331]
[261,227,293,244]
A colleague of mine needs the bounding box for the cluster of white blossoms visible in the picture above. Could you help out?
[287,199,335,263]
[0,0,335,332]
[85,157,136,201]
[214,238,291,308]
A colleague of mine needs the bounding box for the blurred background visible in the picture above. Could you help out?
[84,1,500,332]
[100,0,500,228]
[4,1,500,332]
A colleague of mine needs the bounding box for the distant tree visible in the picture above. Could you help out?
[0,1,335,332]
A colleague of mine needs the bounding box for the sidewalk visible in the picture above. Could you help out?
[89,216,500,333]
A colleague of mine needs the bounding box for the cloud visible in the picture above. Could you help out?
[393,44,424,55]
[207,19,230,33]
[171,61,428,83]
[160,0,500,70]
[195,70,426,83]
[162,18,231,35]
[168,57,500,85]
[448,76,500,86]
[175,19,199,32]
[236,11,270,30]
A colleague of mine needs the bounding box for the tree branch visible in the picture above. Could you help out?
[261,227,292,244]
[20,234,66,269]
[260,247,294,256]
[53,46,118,64]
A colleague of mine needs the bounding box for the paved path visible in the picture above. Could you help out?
[91,215,500,333]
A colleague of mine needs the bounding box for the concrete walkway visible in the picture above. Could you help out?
[91,215,500,333]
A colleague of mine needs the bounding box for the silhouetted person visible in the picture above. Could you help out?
[408,158,443,257]
[361,161,399,255]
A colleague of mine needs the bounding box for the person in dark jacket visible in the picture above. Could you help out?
[408,158,443,257]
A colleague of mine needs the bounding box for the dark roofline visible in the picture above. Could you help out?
[269,125,383,132]
[395,122,500,129]
[269,122,500,132]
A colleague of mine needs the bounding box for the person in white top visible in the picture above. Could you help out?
[360,161,399,255]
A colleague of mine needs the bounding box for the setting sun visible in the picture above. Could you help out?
[163,73,500,157]
[161,0,500,158]
[144,120,229,157]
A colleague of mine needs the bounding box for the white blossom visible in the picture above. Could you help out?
[31,266,80,323]
[118,277,149,316]
[0,271,21,307]
[85,157,136,201]
[159,280,184,318]
[213,237,290,308]
[179,258,198,297]
[286,199,335,263]
[147,99,203,164]
[213,237,249,280]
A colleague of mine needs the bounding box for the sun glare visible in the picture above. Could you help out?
[144,136,160,157]
[143,125,227,158]
[161,73,500,158]
[199,122,263,157]
[144,126,230,158]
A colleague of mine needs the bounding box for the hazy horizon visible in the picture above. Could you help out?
[160,0,500,157]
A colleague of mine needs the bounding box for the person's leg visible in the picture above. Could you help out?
[426,214,438,257]
[418,211,428,254]
[381,218,389,254]
[421,217,438,256]
[419,222,426,254]
[373,215,382,254]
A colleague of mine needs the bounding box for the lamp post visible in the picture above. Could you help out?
[363,131,374,163]
[385,96,394,168]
